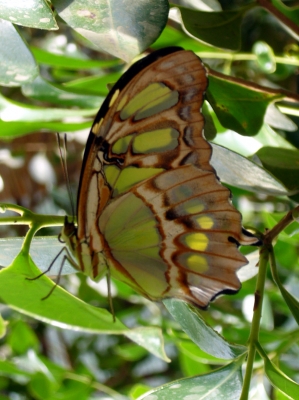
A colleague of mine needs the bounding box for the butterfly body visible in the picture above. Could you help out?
[61,47,257,308]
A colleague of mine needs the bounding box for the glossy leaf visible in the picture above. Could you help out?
[163,299,247,359]
[0,20,38,86]
[52,0,169,61]
[0,0,57,29]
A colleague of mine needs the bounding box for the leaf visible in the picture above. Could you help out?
[207,74,283,136]
[0,92,97,122]
[52,0,169,61]
[22,76,104,108]
[163,299,247,359]
[275,279,299,325]
[258,343,299,399]
[0,0,57,30]
[256,147,299,192]
[268,0,299,40]
[0,252,168,361]
[0,120,91,139]
[211,144,288,195]
[0,237,75,275]
[138,359,245,400]
[176,5,251,50]
[0,20,38,87]
[30,46,120,69]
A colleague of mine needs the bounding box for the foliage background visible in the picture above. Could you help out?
[0,0,299,399]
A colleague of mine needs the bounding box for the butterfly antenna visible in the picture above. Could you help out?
[56,133,75,219]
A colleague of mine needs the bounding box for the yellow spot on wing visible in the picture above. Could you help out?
[133,128,179,153]
[183,233,208,251]
[120,82,178,120]
[196,216,214,229]
[92,118,103,135]
[186,254,208,273]
[109,89,120,107]
[183,199,205,214]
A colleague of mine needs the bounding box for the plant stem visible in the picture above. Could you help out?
[240,244,270,400]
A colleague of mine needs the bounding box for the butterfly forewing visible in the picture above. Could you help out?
[62,47,257,308]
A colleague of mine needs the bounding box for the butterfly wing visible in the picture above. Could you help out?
[67,47,257,308]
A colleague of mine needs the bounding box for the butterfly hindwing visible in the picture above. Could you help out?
[62,47,257,308]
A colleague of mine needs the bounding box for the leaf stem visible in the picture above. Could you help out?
[240,244,270,400]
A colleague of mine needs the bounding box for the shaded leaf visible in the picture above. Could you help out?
[256,147,299,192]
[176,5,251,50]
[207,74,283,135]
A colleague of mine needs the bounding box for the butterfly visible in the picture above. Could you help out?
[61,46,258,309]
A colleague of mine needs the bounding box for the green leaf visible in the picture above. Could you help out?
[0,20,38,86]
[211,143,288,195]
[52,0,169,61]
[256,147,299,192]
[258,343,299,399]
[0,120,92,139]
[0,252,168,361]
[176,5,251,51]
[22,76,104,108]
[0,314,6,339]
[7,320,39,355]
[31,46,121,69]
[269,0,299,39]
[207,75,283,136]
[138,359,245,399]
[0,0,57,30]
[163,299,247,359]
[0,92,97,122]
[64,72,122,95]
[275,279,299,325]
